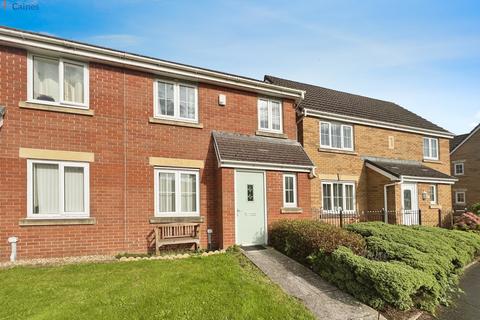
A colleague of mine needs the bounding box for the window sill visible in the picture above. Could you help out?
[281,207,303,214]
[19,217,96,226]
[149,117,203,129]
[149,216,204,224]
[255,131,287,139]
[429,204,442,209]
[423,159,441,164]
[318,148,357,156]
[20,101,94,116]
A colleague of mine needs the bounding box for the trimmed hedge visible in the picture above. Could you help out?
[269,219,366,262]
[269,220,480,313]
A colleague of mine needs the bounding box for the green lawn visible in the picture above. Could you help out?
[0,252,314,320]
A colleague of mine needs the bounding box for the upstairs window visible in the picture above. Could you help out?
[28,54,89,108]
[258,98,283,133]
[455,191,466,205]
[154,80,198,122]
[423,137,439,160]
[283,174,297,208]
[454,162,464,175]
[320,121,354,151]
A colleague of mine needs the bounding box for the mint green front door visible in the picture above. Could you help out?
[236,171,266,246]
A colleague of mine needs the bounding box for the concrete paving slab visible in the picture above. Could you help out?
[243,247,385,320]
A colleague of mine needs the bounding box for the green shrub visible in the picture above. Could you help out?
[269,219,365,262]
[469,203,480,216]
[309,247,441,311]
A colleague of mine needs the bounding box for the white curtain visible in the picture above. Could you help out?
[64,167,84,212]
[343,126,352,149]
[63,63,84,104]
[159,172,175,212]
[158,82,175,116]
[33,163,59,214]
[179,85,196,119]
[259,99,269,129]
[271,101,281,130]
[33,57,59,102]
[331,124,342,148]
[320,122,330,146]
[345,185,354,210]
[181,173,196,212]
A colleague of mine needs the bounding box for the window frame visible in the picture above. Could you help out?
[154,167,200,217]
[319,121,354,151]
[257,97,283,133]
[455,191,466,205]
[153,79,199,123]
[283,174,297,208]
[454,162,464,176]
[27,53,90,109]
[27,159,90,219]
[423,137,439,160]
[429,185,437,205]
[321,181,356,213]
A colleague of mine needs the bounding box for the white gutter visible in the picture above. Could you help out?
[0,27,305,101]
[401,176,457,184]
[304,108,454,139]
[218,159,314,173]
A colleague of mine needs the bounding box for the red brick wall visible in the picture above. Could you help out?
[0,46,308,261]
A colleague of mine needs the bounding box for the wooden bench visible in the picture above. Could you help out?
[154,223,200,255]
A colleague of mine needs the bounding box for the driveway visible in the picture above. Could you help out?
[242,246,385,320]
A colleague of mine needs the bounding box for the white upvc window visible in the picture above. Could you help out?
[27,54,89,109]
[319,121,354,151]
[283,174,297,208]
[27,160,90,219]
[455,191,466,205]
[454,162,464,176]
[153,80,198,123]
[154,168,200,217]
[258,97,283,133]
[423,137,439,160]
[429,185,437,205]
[322,182,355,212]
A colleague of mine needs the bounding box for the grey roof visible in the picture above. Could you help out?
[450,123,479,152]
[212,131,314,167]
[365,157,454,180]
[265,75,450,134]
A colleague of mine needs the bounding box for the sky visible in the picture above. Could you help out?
[1,0,479,134]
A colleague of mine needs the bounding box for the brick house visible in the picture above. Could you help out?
[0,27,315,261]
[265,76,456,225]
[450,124,480,210]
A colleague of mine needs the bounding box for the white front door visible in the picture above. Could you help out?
[235,170,266,246]
[401,183,419,225]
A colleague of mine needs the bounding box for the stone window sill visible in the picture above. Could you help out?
[149,216,204,224]
[19,101,94,116]
[423,159,442,164]
[429,204,442,209]
[149,117,203,129]
[255,130,287,139]
[318,148,358,156]
[19,218,96,226]
[281,207,303,214]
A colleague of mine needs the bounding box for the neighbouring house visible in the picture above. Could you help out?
[0,26,315,261]
[265,76,456,226]
[450,124,480,211]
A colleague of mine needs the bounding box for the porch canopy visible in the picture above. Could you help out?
[212,131,315,173]
[364,157,456,184]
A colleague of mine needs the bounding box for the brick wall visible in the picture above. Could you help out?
[451,130,480,209]
[0,46,306,261]
[302,116,452,212]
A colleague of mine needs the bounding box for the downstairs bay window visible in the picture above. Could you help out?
[322,182,355,212]
[27,160,90,218]
[154,168,200,217]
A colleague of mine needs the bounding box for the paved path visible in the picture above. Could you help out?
[243,246,385,320]
[437,261,480,320]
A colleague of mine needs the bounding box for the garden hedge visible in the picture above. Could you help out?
[269,220,480,313]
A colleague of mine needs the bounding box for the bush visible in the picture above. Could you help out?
[269,219,365,262]
[469,203,480,216]
[454,212,480,231]
[309,247,440,311]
